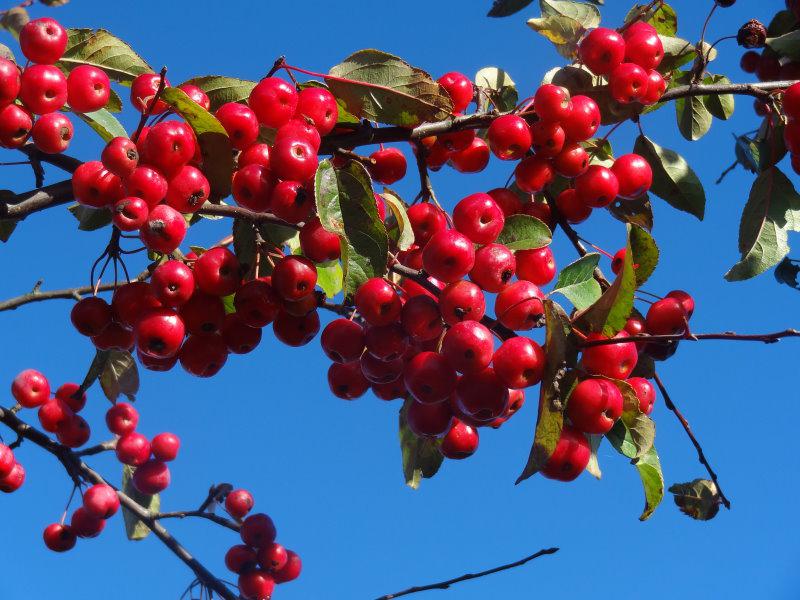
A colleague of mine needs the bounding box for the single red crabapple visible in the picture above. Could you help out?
[514,155,554,193]
[495,281,545,330]
[401,295,443,342]
[646,297,688,335]
[407,202,447,246]
[404,351,457,404]
[641,70,666,105]
[493,336,546,389]
[57,414,91,448]
[0,462,25,492]
[406,399,453,437]
[609,63,649,103]
[561,95,600,141]
[611,248,626,275]
[417,136,451,170]
[222,489,254,520]
[194,247,242,296]
[295,86,338,134]
[624,31,664,71]
[0,445,15,478]
[19,17,67,64]
[215,102,259,150]
[273,550,302,583]
[455,367,509,423]
[575,165,619,208]
[0,58,20,108]
[71,507,106,539]
[132,459,171,495]
[299,217,341,263]
[354,278,402,326]
[360,352,404,384]
[101,137,139,178]
[225,544,258,574]
[54,382,86,413]
[553,142,589,178]
[179,333,230,375]
[116,432,151,466]
[151,432,180,462]
[144,121,196,175]
[232,164,273,212]
[320,319,365,363]
[453,193,505,245]
[516,247,556,286]
[487,114,532,160]
[579,27,626,75]
[442,320,494,374]
[422,229,476,283]
[240,513,277,548]
[130,73,171,114]
[67,65,111,113]
[372,379,409,401]
[166,165,211,213]
[329,361,371,398]
[0,104,32,148]
[438,280,486,324]
[43,523,77,553]
[438,72,473,113]
[11,369,50,409]
[138,352,179,373]
[628,376,657,415]
[105,402,139,436]
[19,64,67,114]
[740,50,761,74]
[83,483,120,519]
[177,84,211,110]
[239,571,275,600]
[248,77,298,129]
[139,204,188,254]
[530,120,566,158]
[470,243,516,293]
[112,197,149,231]
[611,153,653,198]
[276,118,322,151]
[582,331,638,379]
[91,322,134,351]
[70,296,113,336]
[238,143,271,169]
[449,136,490,173]
[541,425,590,481]
[30,112,73,154]
[126,166,168,208]
[150,260,195,307]
[38,399,73,433]
[72,162,125,208]
[534,84,572,122]
[271,136,318,182]
[368,146,407,184]
[365,323,409,361]
[440,419,479,459]
[624,315,647,340]
[258,542,289,572]
[666,290,695,317]
[555,188,591,224]
[567,378,624,434]
[222,312,263,354]
[271,180,314,223]
[487,187,523,217]
[622,21,657,40]
[234,279,280,328]
[272,310,320,347]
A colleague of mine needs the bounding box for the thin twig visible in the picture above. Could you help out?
[153,510,240,532]
[579,328,800,347]
[132,67,168,143]
[375,547,559,600]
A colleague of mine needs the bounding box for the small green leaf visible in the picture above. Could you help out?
[399,399,443,489]
[58,28,153,85]
[315,160,389,296]
[99,350,139,402]
[582,138,614,167]
[76,108,127,142]
[551,253,602,310]
[327,50,453,127]
[527,14,586,58]
[669,479,721,521]
[316,260,344,298]
[608,194,654,231]
[380,188,415,251]
[122,465,159,540]
[702,74,734,121]
[68,204,113,231]
[496,214,552,250]
[0,7,29,39]
[675,90,712,141]
[487,0,534,17]
[658,36,716,73]
[221,294,236,315]
[624,2,677,36]
[634,134,705,220]
[474,67,518,112]
[629,223,659,287]
[0,43,15,62]
[517,300,578,483]
[78,349,111,394]
[605,379,655,459]
[725,167,800,281]
[179,75,257,112]
[160,86,233,200]
[634,446,664,521]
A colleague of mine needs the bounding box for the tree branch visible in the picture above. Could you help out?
[580,328,800,347]
[0,179,74,221]
[17,144,83,174]
[659,79,799,103]
[374,547,559,600]
[0,406,238,600]
[197,202,302,229]
[652,373,731,510]
[153,510,241,532]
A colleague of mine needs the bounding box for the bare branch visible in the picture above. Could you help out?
[580,329,800,347]
[153,510,240,532]
[0,179,74,221]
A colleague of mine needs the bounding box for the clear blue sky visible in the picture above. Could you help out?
[1,1,797,598]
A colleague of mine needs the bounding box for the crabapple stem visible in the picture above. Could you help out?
[132,66,168,144]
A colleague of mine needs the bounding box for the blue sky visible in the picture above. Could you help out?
[1,1,798,599]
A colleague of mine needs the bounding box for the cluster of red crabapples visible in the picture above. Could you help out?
[223,489,302,600]
[0,18,112,152]
[0,438,24,495]
[8,368,182,549]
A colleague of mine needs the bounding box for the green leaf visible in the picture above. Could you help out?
[474,67,518,112]
[658,36,716,73]
[68,204,113,231]
[669,479,721,521]
[316,260,344,298]
[399,399,443,489]
[487,0,534,17]
[297,80,360,125]
[326,49,453,127]
[0,7,29,39]
[735,125,787,175]
[496,214,552,250]
[582,138,614,167]
[315,160,389,296]
[78,349,111,394]
[76,108,127,142]
[541,64,593,93]
[179,75,257,112]
[540,0,600,24]
[675,89,712,141]
[702,74,734,121]
[0,218,17,243]
[634,134,705,220]
[517,300,578,483]
[231,218,299,276]
[0,43,14,62]
[380,188,415,251]
[634,446,664,521]
[585,434,603,480]
[629,223,659,287]
[551,253,602,310]
[605,379,655,460]
[767,30,800,60]
[99,350,139,402]
[221,293,236,315]
[725,167,800,281]
[608,194,654,231]
[574,226,636,337]
[624,2,677,36]
[122,465,159,540]
[58,29,153,85]
[527,14,586,59]
[160,86,233,200]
